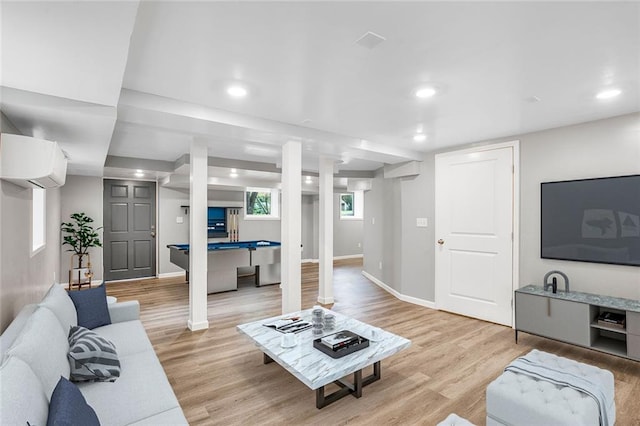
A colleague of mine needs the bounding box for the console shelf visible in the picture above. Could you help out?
[515,285,640,362]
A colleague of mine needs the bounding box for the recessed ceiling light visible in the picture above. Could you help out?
[134,172,144,178]
[231,168,237,173]
[227,85,248,98]
[230,172,238,178]
[596,88,621,100]
[305,177,313,184]
[415,87,436,99]
[413,133,427,142]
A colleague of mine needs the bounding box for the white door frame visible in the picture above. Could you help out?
[435,140,520,327]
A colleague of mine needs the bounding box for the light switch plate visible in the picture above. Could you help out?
[176,216,184,224]
[416,217,428,227]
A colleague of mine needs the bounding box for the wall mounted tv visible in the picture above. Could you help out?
[541,174,640,267]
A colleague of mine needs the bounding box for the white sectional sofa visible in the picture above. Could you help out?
[0,284,188,425]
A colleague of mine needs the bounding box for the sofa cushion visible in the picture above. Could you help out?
[128,407,189,425]
[39,283,77,331]
[93,320,152,357]
[47,376,100,426]
[68,285,111,329]
[0,356,50,426]
[0,303,37,362]
[78,351,181,425]
[68,326,121,382]
[7,307,70,399]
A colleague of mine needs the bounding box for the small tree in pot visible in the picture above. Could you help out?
[61,212,102,269]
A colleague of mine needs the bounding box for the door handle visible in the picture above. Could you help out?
[151,232,156,238]
[437,239,445,245]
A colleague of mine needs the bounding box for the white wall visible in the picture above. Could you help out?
[158,186,189,275]
[363,112,640,303]
[60,176,104,283]
[302,194,315,259]
[0,181,61,332]
[333,192,363,257]
[1,115,62,332]
[517,113,640,299]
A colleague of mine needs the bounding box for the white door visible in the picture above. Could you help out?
[435,144,516,326]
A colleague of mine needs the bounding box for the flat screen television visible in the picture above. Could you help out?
[541,175,640,267]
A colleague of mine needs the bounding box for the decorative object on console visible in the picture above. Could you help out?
[61,212,102,290]
[597,311,626,329]
[67,285,111,330]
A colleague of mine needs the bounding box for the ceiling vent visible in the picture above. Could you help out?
[0,133,67,189]
[355,31,386,49]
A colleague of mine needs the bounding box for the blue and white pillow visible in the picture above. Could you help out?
[68,326,120,382]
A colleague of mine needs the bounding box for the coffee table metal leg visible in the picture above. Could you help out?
[362,361,381,387]
[314,362,382,409]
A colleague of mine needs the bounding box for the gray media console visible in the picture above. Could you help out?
[515,285,640,361]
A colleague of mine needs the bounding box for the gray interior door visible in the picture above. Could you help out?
[103,179,156,281]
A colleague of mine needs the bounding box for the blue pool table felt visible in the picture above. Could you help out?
[168,241,281,252]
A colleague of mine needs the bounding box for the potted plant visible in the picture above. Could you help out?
[61,212,102,270]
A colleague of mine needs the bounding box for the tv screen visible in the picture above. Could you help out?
[541,175,640,267]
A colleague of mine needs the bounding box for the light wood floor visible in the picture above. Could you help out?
[106,259,640,425]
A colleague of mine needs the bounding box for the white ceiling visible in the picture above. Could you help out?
[1,1,639,188]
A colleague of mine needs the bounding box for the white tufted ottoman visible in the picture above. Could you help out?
[486,350,615,426]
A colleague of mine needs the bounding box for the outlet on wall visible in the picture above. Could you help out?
[379,261,383,270]
[357,242,361,248]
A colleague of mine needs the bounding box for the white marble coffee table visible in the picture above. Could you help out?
[237,307,411,408]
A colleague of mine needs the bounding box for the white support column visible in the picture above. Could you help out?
[318,156,334,304]
[188,140,209,331]
[281,140,302,313]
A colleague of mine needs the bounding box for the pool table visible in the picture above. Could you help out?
[167,241,281,293]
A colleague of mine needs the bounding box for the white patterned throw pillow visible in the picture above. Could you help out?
[68,326,121,382]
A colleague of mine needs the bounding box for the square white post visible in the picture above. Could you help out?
[318,156,334,304]
[281,140,302,313]
[188,140,209,331]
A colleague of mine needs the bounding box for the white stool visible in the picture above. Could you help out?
[486,350,615,426]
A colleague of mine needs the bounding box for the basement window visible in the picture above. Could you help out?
[245,187,280,220]
[31,188,46,255]
[340,191,363,220]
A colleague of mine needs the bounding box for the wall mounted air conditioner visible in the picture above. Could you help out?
[0,133,67,189]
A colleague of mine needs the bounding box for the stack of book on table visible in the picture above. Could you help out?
[597,311,626,329]
[320,331,360,350]
[313,330,369,359]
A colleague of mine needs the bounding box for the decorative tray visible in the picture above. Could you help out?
[313,331,370,359]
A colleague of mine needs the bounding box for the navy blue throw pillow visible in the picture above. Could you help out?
[67,285,111,330]
[47,376,100,426]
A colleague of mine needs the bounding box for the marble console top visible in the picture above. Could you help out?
[517,285,640,313]
[236,308,411,390]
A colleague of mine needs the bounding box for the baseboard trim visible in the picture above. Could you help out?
[317,296,335,304]
[158,271,186,279]
[361,271,436,310]
[333,254,363,260]
[301,254,363,263]
[187,319,209,331]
